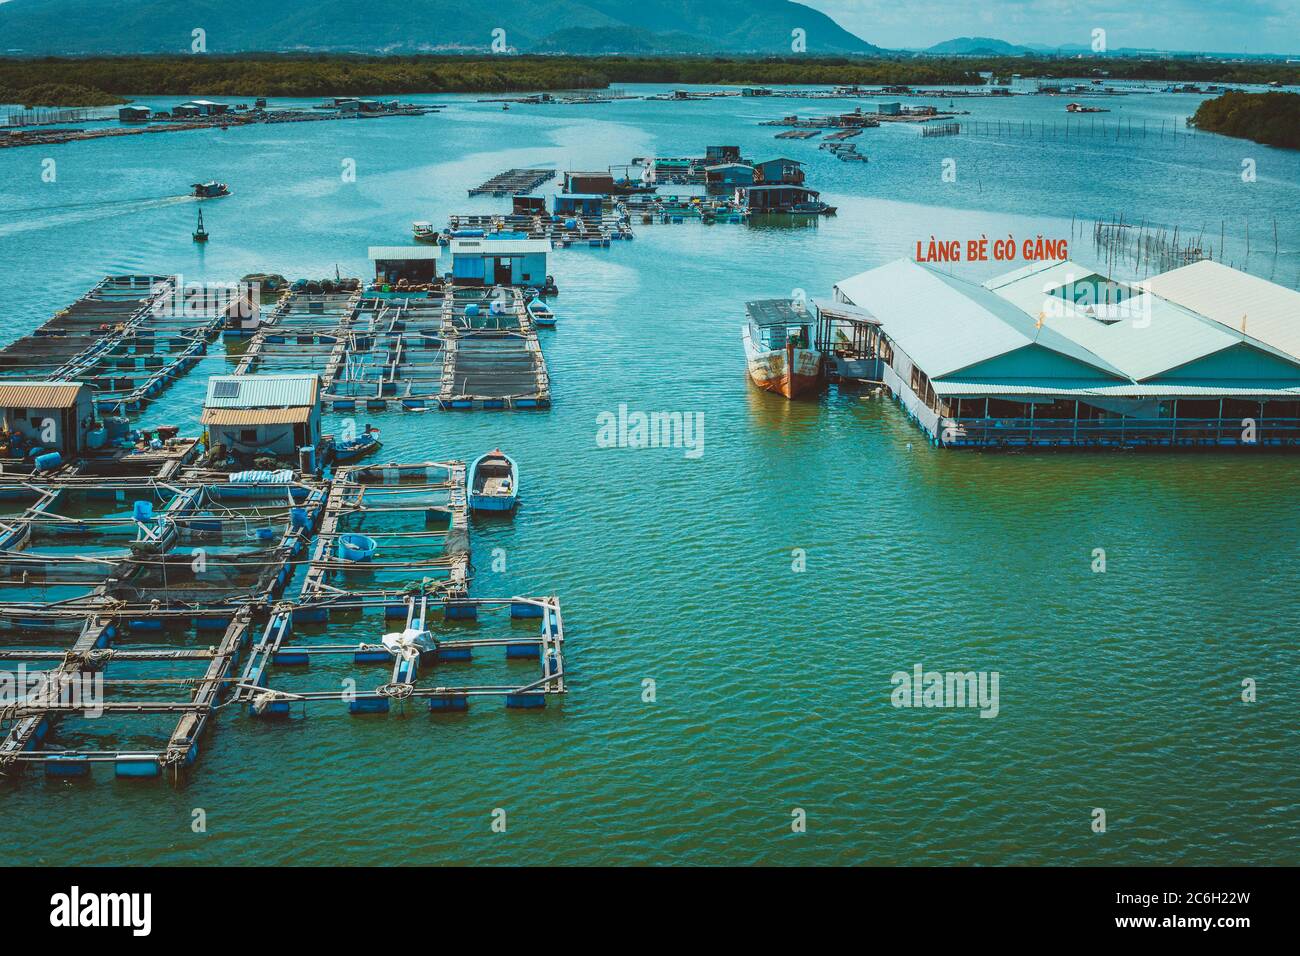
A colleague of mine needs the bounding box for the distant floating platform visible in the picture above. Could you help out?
[468,168,556,197]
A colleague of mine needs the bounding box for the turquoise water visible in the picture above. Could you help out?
[1,84,1298,865]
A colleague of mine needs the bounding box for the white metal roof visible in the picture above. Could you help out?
[985,259,1300,382]
[834,259,1127,380]
[368,246,441,260]
[932,380,1300,398]
[1144,260,1300,362]
[450,238,551,256]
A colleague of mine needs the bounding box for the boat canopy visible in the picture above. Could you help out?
[746,299,811,328]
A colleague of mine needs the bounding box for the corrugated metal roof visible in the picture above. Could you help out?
[813,299,879,325]
[746,299,808,328]
[369,246,441,260]
[201,406,313,426]
[933,379,1300,398]
[0,381,87,409]
[834,259,1127,380]
[450,238,551,255]
[984,260,1300,381]
[204,374,319,409]
[1144,260,1300,362]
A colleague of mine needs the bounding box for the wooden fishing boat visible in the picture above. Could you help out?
[527,296,556,328]
[791,200,837,215]
[334,428,382,462]
[469,449,518,512]
[742,299,824,400]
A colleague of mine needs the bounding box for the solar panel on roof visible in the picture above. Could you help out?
[212,380,241,399]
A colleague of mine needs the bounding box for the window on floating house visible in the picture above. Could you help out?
[240,429,258,444]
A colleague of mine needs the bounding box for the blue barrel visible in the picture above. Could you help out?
[34,452,62,471]
[289,507,309,531]
[86,428,107,449]
[465,303,480,317]
[132,500,153,522]
[337,533,377,562]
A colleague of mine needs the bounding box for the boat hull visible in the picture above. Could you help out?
[742,327,823,399]
[469,492,518,512]
[334,437,381,462]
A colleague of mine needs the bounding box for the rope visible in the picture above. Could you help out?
[377,682,414,700]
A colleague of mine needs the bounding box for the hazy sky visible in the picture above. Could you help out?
[803,0,1300,53]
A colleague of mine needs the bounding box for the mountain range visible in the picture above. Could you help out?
[922,37,1036,56]
[0,0,881,55]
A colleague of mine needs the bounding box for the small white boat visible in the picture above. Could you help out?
[469,449,518,512]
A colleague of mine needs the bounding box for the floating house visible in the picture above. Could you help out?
[333,98,392,114]
[173,100,231,118]
[704,163,755,187]
[869,101,902,116]
[564,171,615,195]
[0,381,94,455]
[705,145,744,164]
[828,258,1300,448]
[554,194,604,217]
[753,158,805,185]
[647,158,694,182]
[738,184,823,213]
[449,238,549,287]
[118,105,152,123]
[512,195,547,216]
[201,374,321,457]
[369,245,444,285]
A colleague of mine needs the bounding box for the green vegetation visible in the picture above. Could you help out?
[0,55,1295,104]
[1190,91,1300,150]
[0,82,127,107]
[956,56,1299,85]
[0,55,981,99]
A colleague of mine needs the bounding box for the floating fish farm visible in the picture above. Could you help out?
[445,213,634,246]
[0,275,239,415]
[0,272,566,785]
[232,283,550,411]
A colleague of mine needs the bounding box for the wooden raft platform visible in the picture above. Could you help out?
[468,167,556,197]
[0,275,233,414]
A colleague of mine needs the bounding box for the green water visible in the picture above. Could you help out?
[1,84,1298,865]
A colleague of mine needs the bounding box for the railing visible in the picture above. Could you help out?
[943,417,1300,446]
